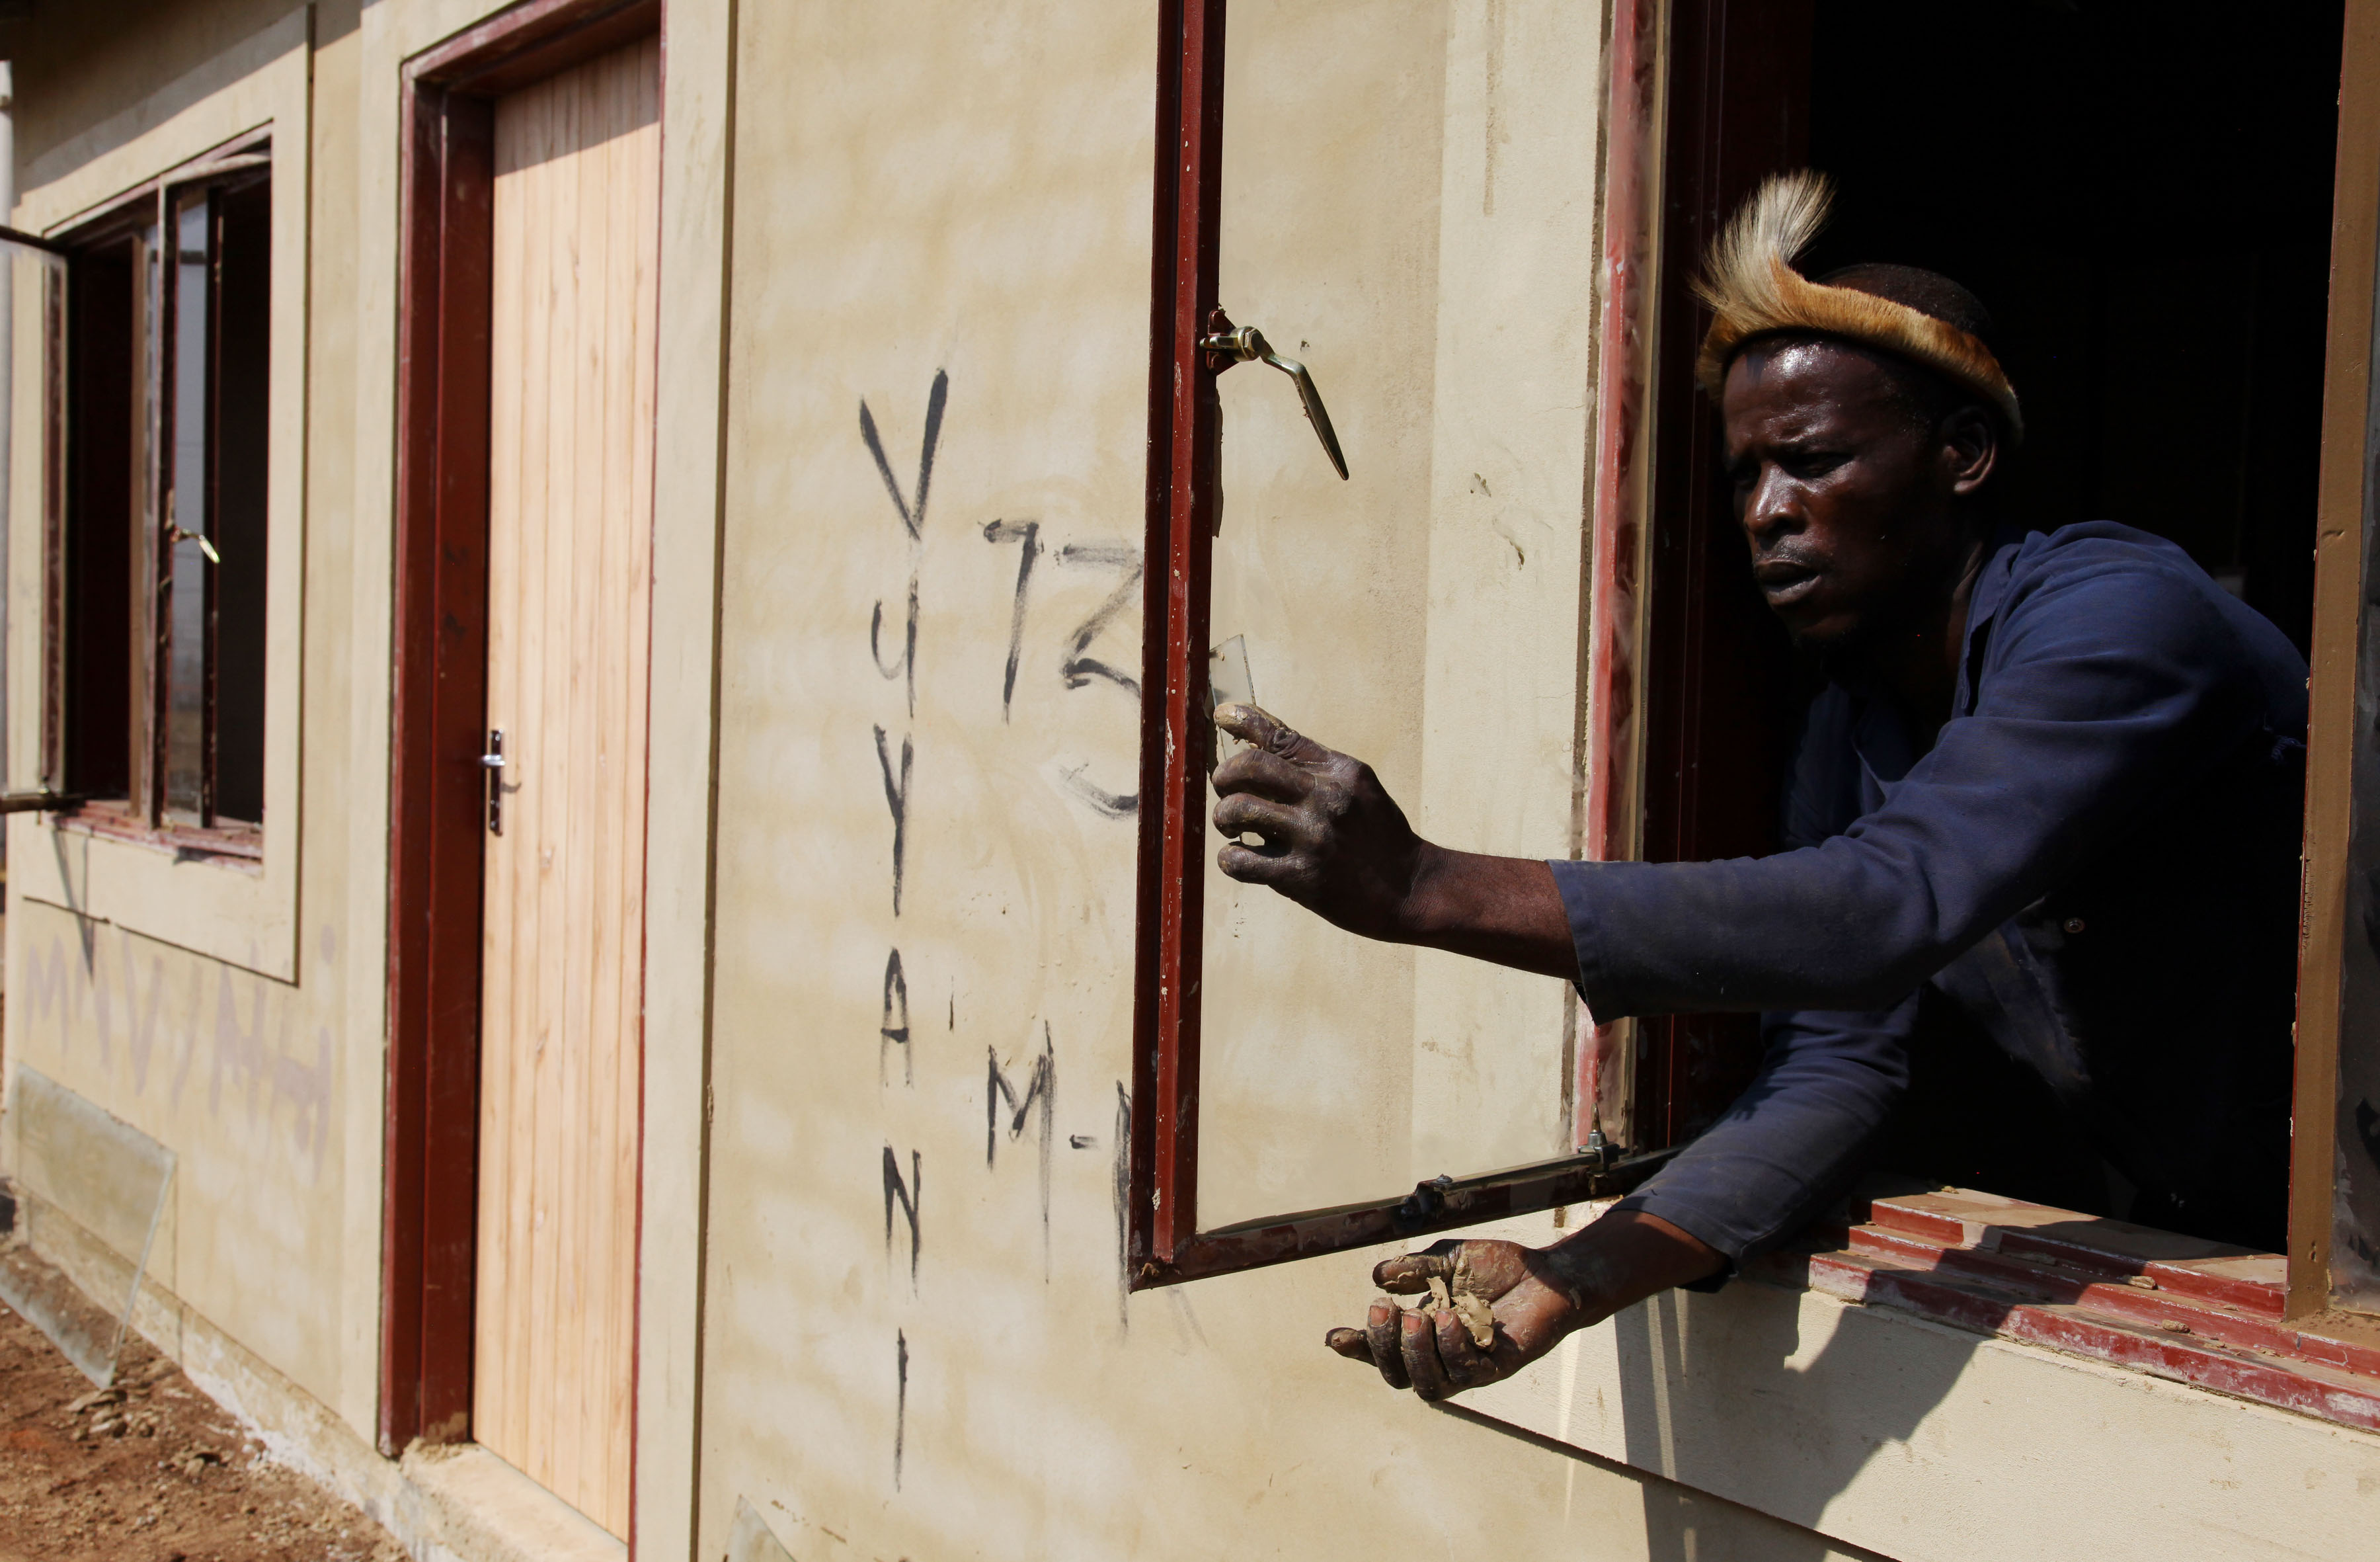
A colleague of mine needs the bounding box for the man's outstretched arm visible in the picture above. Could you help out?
[1209,704,1577,980]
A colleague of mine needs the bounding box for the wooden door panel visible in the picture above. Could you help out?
[473,35,659,1539]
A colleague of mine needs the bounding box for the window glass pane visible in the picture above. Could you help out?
[210,178,271,823]
[163,192,210,821]
[1195,0,1601,1227]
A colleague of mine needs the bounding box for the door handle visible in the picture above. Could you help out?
[1200,317,1349,480]
[481,729,506,836]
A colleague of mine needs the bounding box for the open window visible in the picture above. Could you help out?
[1131,0,2380,1323]
[1129,1,1669,1287]
[43,136,272,849]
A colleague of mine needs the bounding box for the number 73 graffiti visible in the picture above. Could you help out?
[983,519,1142,817]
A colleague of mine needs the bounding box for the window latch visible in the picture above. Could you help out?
[480,729,506,835]
[1198,313,1349,481]
[167,524,221,565]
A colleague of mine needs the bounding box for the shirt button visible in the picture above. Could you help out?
[2063,917,2086,934]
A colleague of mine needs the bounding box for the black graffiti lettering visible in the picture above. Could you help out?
[1054,543,1143,698]
[893,1329,910,1491]
[1111,1081,1132,1329]
[870,585,919,694]
[982,519,1043,721]
[1056,764,1135,818]
[988,1024,1058,1280]
[860,371,948,718]
[881,950,912,1087]
[873,725,913,915]
[859,374,946,542]
[883,1145,922,1289]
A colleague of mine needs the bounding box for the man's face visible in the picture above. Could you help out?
[1720,339,1977,649]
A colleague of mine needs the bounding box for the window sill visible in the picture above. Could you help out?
[1751,1185,2380,1433]
[54,803,263,867]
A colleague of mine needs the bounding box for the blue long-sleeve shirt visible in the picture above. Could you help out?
[1548,521,2307,1266]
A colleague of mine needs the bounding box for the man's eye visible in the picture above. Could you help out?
[1787,451,1848,478]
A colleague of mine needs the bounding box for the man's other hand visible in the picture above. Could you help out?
[1210,704,1428,941]
[1322,1240,1581,1400]
[1324,1214,1726,1401]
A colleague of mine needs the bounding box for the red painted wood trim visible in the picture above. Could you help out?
[381,73,442,1459]
[1127,0,1187,1284]
[1575,0,1661,1150]
[1757,1193,2380,1433]
[411,0,659,91]
[383,0,660,1458]
[1130,0,1226,1280]
[385,74,497,1456]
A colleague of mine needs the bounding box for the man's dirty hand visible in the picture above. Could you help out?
[1210,704,1431,942]
[1324,1214,1725,1401]
[1208,704,1579,977]
[1322,1239,1582,1400]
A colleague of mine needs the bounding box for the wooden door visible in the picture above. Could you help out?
[473,36,659,1538]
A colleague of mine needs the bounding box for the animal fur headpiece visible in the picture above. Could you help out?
[1693,171,2024,441]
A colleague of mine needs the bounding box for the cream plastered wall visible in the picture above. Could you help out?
[3,0,387,1434]
[694,2,1867,1559]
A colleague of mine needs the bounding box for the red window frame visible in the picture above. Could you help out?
[1125,0,1679,1291]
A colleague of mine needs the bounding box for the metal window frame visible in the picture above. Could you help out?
[1124,0,1676,1293]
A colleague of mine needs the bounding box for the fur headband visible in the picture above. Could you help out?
[1692,171,2024,441]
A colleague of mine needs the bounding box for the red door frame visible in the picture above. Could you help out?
[381,0,662,1458]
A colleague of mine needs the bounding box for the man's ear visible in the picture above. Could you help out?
[1941,404,1999,497]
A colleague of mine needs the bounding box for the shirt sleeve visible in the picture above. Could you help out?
[1614,997,1915,1278]
[1553,556,2265,1019]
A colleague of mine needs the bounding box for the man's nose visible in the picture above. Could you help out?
[1740,467,1799,544]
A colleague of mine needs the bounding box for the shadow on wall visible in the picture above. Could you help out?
[1610,1286,1978,1559]
[1443,1272,1991,1561]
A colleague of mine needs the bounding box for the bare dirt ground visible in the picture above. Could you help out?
[0,1240,407,1562]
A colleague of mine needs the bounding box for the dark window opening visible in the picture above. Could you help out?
[61,237,137,799]
[1797,1,2342,1239]
[1640,3,2336,1253]
[1805,0,2342,655]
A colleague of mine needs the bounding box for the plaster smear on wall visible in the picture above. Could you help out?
[8,900,347,1399]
